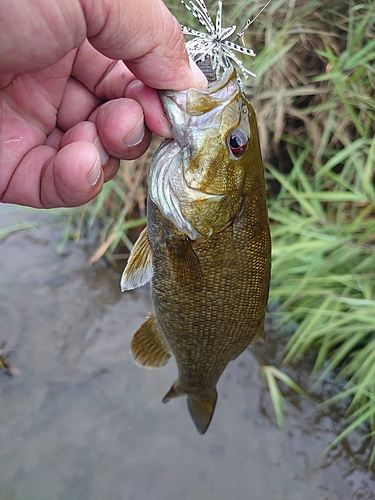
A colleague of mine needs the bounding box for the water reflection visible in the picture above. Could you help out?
[0,208,374,500]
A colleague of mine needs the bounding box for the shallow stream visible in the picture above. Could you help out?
[0,206,374,500]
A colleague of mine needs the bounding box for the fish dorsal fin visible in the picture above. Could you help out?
[162,380,185,403]
[130,313,171,368]
[121,227,152,291]
[187,390,218,435]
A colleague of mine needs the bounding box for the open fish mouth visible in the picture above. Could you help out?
[148,61,254,240]
[160,66,240,152]
[148,66,249,240]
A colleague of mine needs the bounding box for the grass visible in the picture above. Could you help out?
[49,0,375,460]
[260,365,307,429]
[0,205,42,241]
[257,0,375,461]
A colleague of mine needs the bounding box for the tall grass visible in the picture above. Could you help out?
[259,0,375,460]
[65,0,375,457]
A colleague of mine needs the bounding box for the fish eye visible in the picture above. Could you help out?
[227,128,248,157]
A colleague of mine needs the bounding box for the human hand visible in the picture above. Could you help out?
[0,0,207,208]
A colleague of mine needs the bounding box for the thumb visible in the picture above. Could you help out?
[1,142,105,208]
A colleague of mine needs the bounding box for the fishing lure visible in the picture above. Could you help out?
[181,0,272,79]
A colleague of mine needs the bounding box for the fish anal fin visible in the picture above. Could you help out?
[162,381,185,403]
[130,313,171,368]
[121,227,152,291]
[187,390,218,435]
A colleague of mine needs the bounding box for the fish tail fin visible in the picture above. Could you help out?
[187,390,218,435]
[162,380,185,403]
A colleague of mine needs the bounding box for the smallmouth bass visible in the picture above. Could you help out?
[121,1,271,434]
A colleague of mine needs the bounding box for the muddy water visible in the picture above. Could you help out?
[0,206,374,500]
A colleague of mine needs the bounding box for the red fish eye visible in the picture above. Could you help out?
[227,128,248,156]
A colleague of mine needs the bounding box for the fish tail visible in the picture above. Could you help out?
[162,382,217,434]
[187,390,218,435]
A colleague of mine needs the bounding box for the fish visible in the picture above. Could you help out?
[121,0,271,434]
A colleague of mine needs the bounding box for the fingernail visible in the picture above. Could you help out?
[189,58,208,89]
[94,137,109,166]
[87,156,101,186]
[123,119,145,147]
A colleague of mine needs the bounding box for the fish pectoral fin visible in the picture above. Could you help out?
[187,390,218,435]
[130,313,171,368]
[168,237,203,285]
[162,381,185,403]
[121,227,153,291]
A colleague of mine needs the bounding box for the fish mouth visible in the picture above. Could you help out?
[162,66,238,110]
[159,67,241,197]
[160,67,239,148]
[149,66,246,238]
[160,68,242,200]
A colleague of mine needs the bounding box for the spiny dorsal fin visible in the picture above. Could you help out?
[121,227,152,291]
[130,313,171,368]
[187,390,218,435]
